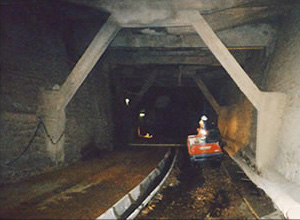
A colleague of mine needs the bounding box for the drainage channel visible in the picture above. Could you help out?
[97,148,178,219]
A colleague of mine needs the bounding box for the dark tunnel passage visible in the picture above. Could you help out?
[121,86,217,144]
[110,63,226,147]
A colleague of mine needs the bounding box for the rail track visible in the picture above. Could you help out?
[219,162,259,219]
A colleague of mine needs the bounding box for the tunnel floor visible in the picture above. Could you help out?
[0,147,166,219]
[137,150,281,219]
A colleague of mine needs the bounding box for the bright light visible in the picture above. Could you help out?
[139,112,146,118]
[125,98,130,106]
[200,129,207,136]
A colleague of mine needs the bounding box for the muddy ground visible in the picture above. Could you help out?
[138,149,281,219]
[0,147,166,219]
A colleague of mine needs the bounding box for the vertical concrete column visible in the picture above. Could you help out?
[39,87,65,164]
[256,92,287,169]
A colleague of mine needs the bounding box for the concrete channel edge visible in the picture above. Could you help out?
[96,149,178,220]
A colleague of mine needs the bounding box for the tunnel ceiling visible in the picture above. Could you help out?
[63,0,293,88]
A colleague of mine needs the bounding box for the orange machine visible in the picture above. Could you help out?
[187,130,223,163]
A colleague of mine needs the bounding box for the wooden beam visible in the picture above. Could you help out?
[108,54,216,65]
[107,48,250,65]
[192,75,220,114]
[107,48,219,65]
[166,6,287,34]
[58,16,120,110]
[111,23,275,48]
[191,12,262,110]
[178,66,182,86]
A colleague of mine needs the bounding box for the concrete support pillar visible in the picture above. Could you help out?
[39,88,65,164]
[256,92,287,169]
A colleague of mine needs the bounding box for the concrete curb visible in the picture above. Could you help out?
[127,150,178,219]
[96,150,177,219]
[232,155,300,219]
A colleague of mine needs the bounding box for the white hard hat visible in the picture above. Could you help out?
[201,115,208,121]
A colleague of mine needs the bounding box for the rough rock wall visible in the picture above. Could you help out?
[218,98,253,154]
[0,2,113,183]
[264,7,300,183]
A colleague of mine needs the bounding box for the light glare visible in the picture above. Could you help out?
[125,98,130,106]
[200,129,207,136]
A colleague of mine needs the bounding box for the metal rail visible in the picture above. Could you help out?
[96,149,178,219]
[220,163,260,219]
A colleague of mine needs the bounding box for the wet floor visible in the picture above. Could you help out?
[138,149,278,219]
[0,147,166,219]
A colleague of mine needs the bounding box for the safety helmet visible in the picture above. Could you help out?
[200,115,208,121]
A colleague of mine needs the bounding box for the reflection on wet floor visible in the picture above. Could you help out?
[0,148,166,219]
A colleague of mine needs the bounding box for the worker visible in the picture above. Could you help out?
[197,115,208,136]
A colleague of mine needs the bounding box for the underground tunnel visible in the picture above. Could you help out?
[1,0,300,219]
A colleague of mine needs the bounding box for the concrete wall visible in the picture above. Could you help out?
[0,3,113,183]
[264,7,300,183]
